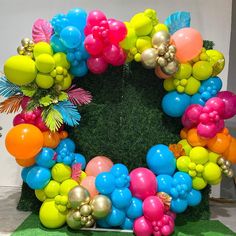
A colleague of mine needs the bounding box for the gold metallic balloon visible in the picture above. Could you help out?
[80,204,92,217]
[66,210,83,230]
[152,31,170,48]
[72,211,81,221]
[90,195,112,219]
[81,216,88,225]
[225,160,231,167]
[85,219,95,228]
[221,164,227,170]
[217,157,225,165]
[157,44,167,56]
[68,186,90,209]
[168,45,176,53]
[162,60,179,75]
[29,40,34,47]
[169,53,175,60]
[21,38,30,47]
[141,48,157,69]
[223,169,229,175]
[164,52,170,59]
[227,170,234,178]
[157,57,167,67]
[17,46,25,55]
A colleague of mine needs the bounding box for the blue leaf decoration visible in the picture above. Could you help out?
[54,101,81,127]
[164,11,191,35]
[0,75,21,97]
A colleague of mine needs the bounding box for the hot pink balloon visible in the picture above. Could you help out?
[33,107,42,117]
[172,27,203,62]
[13,114,25,126]
[81,176,99,197]
[197,122,217,138]
[143,196,164,221]
[85,156,113,177]
[34,115,49,131]
[84,34,104,56]
[108,20,127,44]
[87,56,108,74]
[103,44,121,65]
[129,167,157,200]
[182,104,202,129]
[112,48,127,66]
[133,216,153,236]
[87,10,107,27]
[205,97,225,116]
[21,96,30,110]
[22,111,36,122]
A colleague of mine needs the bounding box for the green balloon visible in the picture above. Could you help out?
[184,76,201,95]
[51,163,71,183]
[202,162,222,182]
[177,156,191,172]
[44,180,60,198]
[192,176,207,190]
[53,52,70,69]
[189,147,209,164]
[120,22,137,50]
[192,61,213,80]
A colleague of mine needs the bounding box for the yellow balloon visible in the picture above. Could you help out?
[206,49,225,76]
[58,75,72,91]
[51,163,71,183]
[36,73,54,89]
[208,152,220,163]
[80,171,87,183]
[44,180,60,198]
[33,42,53,58]
[120,22,137,50]
[35,189,46,202]
[178,139,192,155]
[60,179,78,196]
[184,76,201,95]
[202,162,221,182]
[163,78,175,91]
[192,176,207,190]
[192,61,213,81]
[136,36,152,53]
[4,55,37,85]
[151,23,169,37]
[189,147,209,164]
[177,156,191,172]
[35,54,55,73]
[173,63,192,80]
[53,52,70,69]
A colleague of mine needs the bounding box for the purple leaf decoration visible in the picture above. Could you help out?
[32,18,53,43]
[67,86,93,106]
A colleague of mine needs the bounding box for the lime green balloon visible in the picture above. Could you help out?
[53,52,70,69]
[192,61,213,80]
[58,75,72,91]
[188,170,197,177]
[44,180,60,198]
[163,78,175,91]
[136,36,152,53]
[151,23,169,37]
[202,162,221,182]
[189,147,209,164]
[130,13,153,36]
[33,42,53,58]
[52,163,71,183]
[35,189,46,202]
[184,76,201,95]
[120,22,137,50]
[208,151,220,163]
[60,179,78,196]
[196,164,204,173]
[178,139,192,155]
[35,54,55,73]
[173,63,192,80]
[39,199,67,228]
[192,176,207,190]
[36,73,54,89]
[4,55,37,85]
[206,49,225,75]
[208,176,222,185]
[177,156,191,172]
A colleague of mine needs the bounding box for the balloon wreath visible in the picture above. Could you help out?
[1,8,236,236]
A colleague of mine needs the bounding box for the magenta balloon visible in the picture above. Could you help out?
[87,10,107,26]
[182,104,202,129]
[129,167,157,200]
[197,122,217,138]
[108,20,127,44]
[103,44,121,65]
[84,34,104,56]
[133,216,153,236]
[13,114,26,126]
[21,96,30,110]
[87,56,108,74]
[205,97,225,116]
[34,116,49,131]
[112,48,126,66]
[143,196,164,221]
[216,119,225,133]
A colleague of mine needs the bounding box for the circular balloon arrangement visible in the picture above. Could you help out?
[1,7,236,236]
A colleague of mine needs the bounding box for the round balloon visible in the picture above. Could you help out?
[81,176,98,198]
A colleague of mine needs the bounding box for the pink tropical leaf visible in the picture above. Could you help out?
[67,86,93,106]
[71,163,82,182]
[32,18,53,43]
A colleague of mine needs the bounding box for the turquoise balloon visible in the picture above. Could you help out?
[110,163,129,177]
[73,153,86,169]
[21,166,35,182]
[121,217,134,230]
[70,61,88,77]
[56,138,76,153]
[171,198,188,213]
[187,189,202,206]
[111,188,132,209]
[126,197,143,219]
[156,174,173,195]
[50,34,67,53]
[173,172,192,191]
[60,26,82,49]
[105,206,126,227]
[36,148,56,168]
[95,172,116,195]
[67,8,87,31]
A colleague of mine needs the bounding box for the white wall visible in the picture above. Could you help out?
[0,0,232,187]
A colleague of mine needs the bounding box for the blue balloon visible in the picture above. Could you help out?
[56,138,75,153]
[157,174,173,195]
[146,144,176,175]
[36,148,56,168]
[95,172,116,195]
[111,188,132,209]
[79,42,90,60]
[171,198,188,213]
[73,153,86,169]
[201,76,222,91]
[162,91,191,117]
[105,206,126,227]
[70,61,88,77]
[60,26,82,49]
[187,189,202,206]
[26,166,51,189]
[173,172,192,191]
[57,149,74,165]
[51,13,70,35]
[121,217,134,230]
[21,166,35,182]
[97,219,110,228]
[126,197,143,219]
[110,164,129,178]
[50,34,67,53]
[67,8,87,31]
[191,93,205,106]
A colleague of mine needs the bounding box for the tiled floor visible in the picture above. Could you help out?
[0,186,235,235]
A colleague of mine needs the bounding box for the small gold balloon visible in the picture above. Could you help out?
[17,46,25,55]
[225,160,231,167]
[67,210,83,230]
[157,44,167,56]
[168,45,176,53]
[227,170,234,178]
[80,204,92,217]
[21,38,30,47]
[217,157,225,165]
[141,48,157,69]
[90,195,112,219]
[81,216,88,224]
[85,219,95,228]
[164,52,170,59]
[152,31,170,48]
[223,169,229,175]
[72,211,81,221]
[162,60,179,75]
[87,215,93,220]
[157,57,167,67]
[221,164,227,170]
[169,52,175,60]
[68,186,90,209]
[29,40,34,47]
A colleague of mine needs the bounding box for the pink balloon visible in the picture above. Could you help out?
[182,104,202,129]
[85,156,113,177]
[197,122,217,138]
[143,196,164,221]
[21,111,36,122]
[205,97,225,116]
[108,20,127,44]
[172,28,203,62]
[13,114,25,126]
[84,34,104,56]
[103,44,121,65]
[33,107,42,117]
[21,96,30,110]
[34,115,49,131]
[87,10,107,27]
[81,176,99,197]
[112,48,126,66]
[129,167,157,200]
[133,216,153,236]
[87,56,108,74]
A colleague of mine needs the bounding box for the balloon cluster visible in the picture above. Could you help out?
[84,10,127,74]
[217,157,234,178]
[17,38,35,58]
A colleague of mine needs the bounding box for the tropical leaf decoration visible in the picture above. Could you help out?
[67,86,92,106]
[54,101,81,127]
[0,75,21,98]
[0,94,23,114]
[21,85,37,97]
[164,11,191,35]
[58,91,68,102]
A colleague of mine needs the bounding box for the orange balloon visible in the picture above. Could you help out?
[187,128,208,147]
[59,131,68,139]
[155,66,172,79]
[16,156,35,167]
[5,124,43,159]
[81,176,99,197]
[43,131,61,148]
[180,128,188,139]
[207,133,231,154]
[223,137,236,164]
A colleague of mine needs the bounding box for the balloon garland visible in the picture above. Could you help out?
[1,7,236,236]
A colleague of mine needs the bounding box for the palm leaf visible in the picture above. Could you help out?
[54,101,81,127]
[0,94,23,113]
[67,86,92,106]
[42,107,63,132]
[0,74,21,97]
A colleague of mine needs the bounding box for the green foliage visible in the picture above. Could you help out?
[203,40,215,50]
[21,84,37,97]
